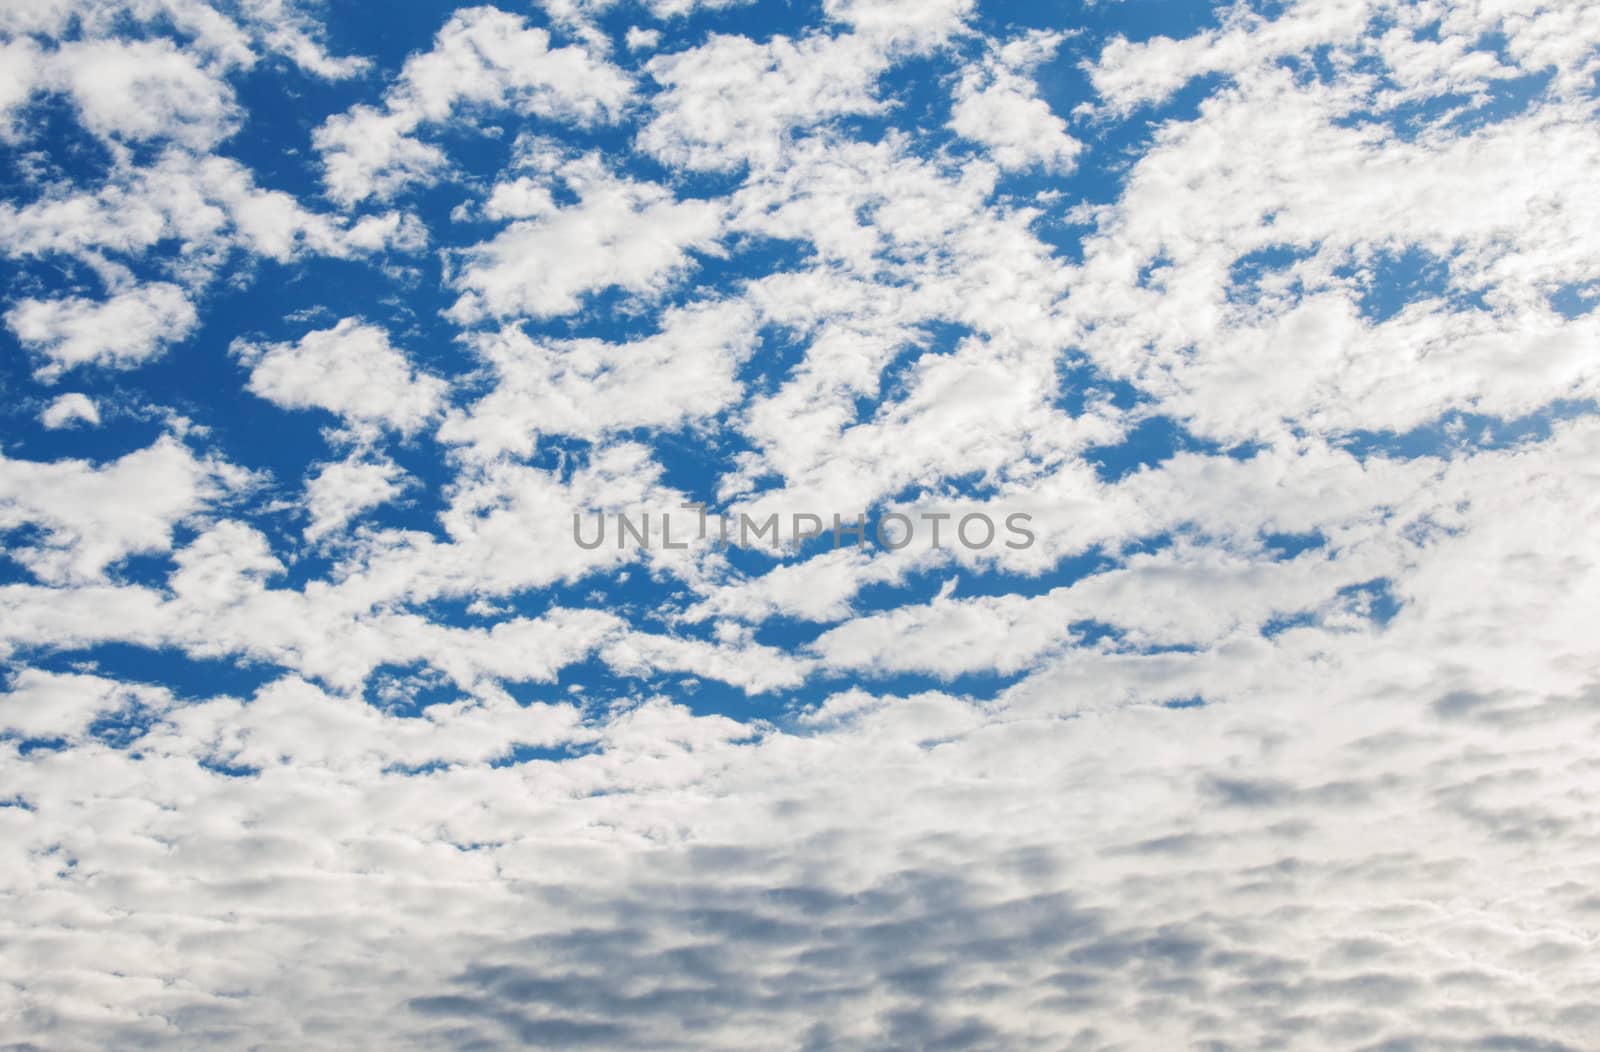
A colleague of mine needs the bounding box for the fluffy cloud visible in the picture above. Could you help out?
[0,435,254,585]
[823,0,973,48]
[446,150,724,322]
[314,6,633,204]
[0,668,171,740]
[949,31,1082,172]
[439,299,757,457]
[0,0,366,79]
[0,150,424,266]
[302,453,411,542]
[0,38,43,135]
[237,319,448,433]
[638,30,895,172]
[39,392,100,429]
[0,0,366,151]
[50,37,239,148]
[6,283,197,377]
[1064,62,1600,446]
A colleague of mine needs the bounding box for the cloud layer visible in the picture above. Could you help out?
[1,0,1598,1049]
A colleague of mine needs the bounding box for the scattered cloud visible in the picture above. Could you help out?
[236,319,448,433]
[314,6,633,204]
[303,452,411,542]
[39,392,100,429]
[446,150,724,322]
[7,282,197,377]
[949,30,1082,172]
[2,0,1599,1048]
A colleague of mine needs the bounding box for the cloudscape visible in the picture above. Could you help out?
[2,0,1599,1048]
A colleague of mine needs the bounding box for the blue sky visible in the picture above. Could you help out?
[2,0,1600,1048]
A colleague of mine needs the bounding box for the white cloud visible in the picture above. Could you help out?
[313,104,447,205]
[808,537,1398,679]
[6,282,196,378]
[313,6,633,204]
[624,26,661,51]
[439,299,757,456]
[174,675,591,773]
[0,1,366,153]
[1087,0,1377,114]
[704,131,1098,516]
[1087,0,1600,118]
[643,0,755,17]
[303,454,410,542]
[51,37,239,148]
[447,151,724,322]
[0,149,425,268]
[39,392,101,429]
[1064,65,1600,445]
[822,0,972,49]
[237,319,448,434]
[0,0,367,79]
[0,668,170,741]
[0,435,253,585]
[600,630,811,693]
[0,38,42,136]
[235,0,370,79]
[949,31,1081,172]
[682,546,892,624]
[638,30,893,171]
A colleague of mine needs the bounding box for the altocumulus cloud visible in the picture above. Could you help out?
[1,0,1599,1050]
